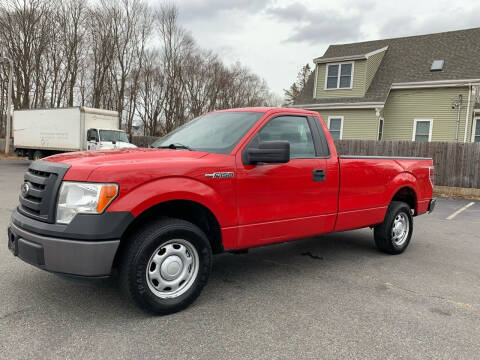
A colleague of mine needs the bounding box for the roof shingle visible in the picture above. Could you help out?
[295,27,480,105]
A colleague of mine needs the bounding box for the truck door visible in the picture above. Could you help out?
[87,129,99,150]
[235,114,338,248]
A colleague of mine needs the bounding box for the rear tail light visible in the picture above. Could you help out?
[428,166,435,187]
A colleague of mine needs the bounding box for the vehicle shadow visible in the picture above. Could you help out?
[10,229,377,319]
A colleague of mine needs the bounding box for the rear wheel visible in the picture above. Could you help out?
[119,218,212,315]
[374,201,413,254]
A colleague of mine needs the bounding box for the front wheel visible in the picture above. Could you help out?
[119,218,212,315]
[374,201,413,254]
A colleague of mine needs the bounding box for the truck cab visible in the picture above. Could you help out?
[86,128,136,150]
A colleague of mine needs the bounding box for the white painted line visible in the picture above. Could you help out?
[446,202,475,220]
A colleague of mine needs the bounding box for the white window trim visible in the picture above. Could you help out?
[412,119,433,142]
[313,65,318,98]
[324,62,354,90]
[327,116,344,140]
[377,117,384,141]
[472,117,480,142]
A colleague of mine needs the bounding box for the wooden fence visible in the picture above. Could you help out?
[334,140,480,189]
[131,136,480,189]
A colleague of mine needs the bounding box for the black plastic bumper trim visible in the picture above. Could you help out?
[8,223,119,277]
[11,208,134,240]
[18,238,45,267]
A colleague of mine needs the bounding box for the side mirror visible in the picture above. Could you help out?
[246,141,290,165]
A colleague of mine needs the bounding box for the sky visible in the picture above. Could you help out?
[172,0,480,97]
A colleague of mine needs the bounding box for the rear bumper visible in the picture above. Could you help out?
[7,223,119,277]
[428,197,437,213]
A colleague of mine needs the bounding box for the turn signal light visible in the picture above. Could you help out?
[97,184,118,212]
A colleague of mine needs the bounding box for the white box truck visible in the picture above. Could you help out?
[13,107,136,160]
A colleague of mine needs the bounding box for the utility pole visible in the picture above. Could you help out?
[1,57,13,155]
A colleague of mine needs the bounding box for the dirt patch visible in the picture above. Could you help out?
[0,153,27,161]
[434,192,480,201]
[434,185,480,200]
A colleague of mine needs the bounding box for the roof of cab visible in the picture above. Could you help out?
[215,107,318,116]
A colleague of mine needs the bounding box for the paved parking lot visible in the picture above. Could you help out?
[1,159,479,359]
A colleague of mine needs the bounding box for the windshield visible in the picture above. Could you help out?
[151,111,264,154]
[99,130,129,143]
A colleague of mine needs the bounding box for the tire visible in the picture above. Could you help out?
[119,218,212,315]
[32,150,43,161]
[374,201,413,255]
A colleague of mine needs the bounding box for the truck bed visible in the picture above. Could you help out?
[335,155,433,231]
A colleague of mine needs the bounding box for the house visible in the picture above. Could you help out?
[293,28,480,143]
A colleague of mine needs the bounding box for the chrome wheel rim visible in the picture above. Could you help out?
[391,212,409,246]
[146,239,199,299]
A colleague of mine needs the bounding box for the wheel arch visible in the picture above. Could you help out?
[389,185,418,214]
[113,199,224,269]
[386,172,420,214]
[124,198,222,250]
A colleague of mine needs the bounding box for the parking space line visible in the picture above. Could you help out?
[446,202,475,220]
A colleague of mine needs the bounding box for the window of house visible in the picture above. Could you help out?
[412,119,433,142]
[430,60,444,72]
[327,116,343,140]
[378,118,384,141]
[326,63,353,89]
[473,118,480,143]
[255,116,316,158]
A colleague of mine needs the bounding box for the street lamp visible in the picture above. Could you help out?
[0,56,13,155]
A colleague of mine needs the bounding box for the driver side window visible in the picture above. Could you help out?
[255,116,316,158]
[87,129,99,142]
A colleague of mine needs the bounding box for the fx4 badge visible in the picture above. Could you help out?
[204,172,234,179]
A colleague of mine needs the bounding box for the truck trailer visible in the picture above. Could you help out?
[13,107,136,160]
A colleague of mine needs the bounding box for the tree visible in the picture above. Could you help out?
[87,2,115,109]
[57,0,87,107]
[156,4,194,133]
[0,0,53,109]
[136,50,166,136]
[110,0,152,130]
[283,63,311,106]
[0,1,278,138]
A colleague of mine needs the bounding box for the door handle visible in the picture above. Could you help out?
[313,169,326,182]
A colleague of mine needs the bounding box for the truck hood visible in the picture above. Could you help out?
[45,148,208,166]
[43,148,209,181]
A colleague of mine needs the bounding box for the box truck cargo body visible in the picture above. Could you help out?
[13,107,135,159]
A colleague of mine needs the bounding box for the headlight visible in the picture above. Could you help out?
[56,182,118,224]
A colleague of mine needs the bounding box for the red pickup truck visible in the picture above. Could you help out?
[8,107,435,314]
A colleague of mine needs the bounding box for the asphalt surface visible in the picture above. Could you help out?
[1,159,479,359]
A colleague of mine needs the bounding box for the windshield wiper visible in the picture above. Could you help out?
[157,143,193,151]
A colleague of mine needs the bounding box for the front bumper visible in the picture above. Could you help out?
[8,222,120,277]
